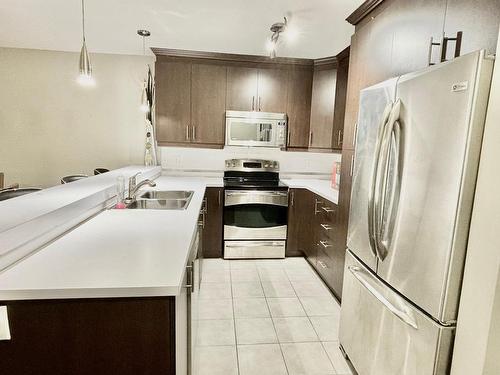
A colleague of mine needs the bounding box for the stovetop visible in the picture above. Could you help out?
[223,159,287,190]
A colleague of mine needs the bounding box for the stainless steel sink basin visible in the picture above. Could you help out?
[125,190,194,210]
[126,199,190,210]
[137,190,194,200]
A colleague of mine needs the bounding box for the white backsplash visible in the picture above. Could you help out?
[160,146,341,176]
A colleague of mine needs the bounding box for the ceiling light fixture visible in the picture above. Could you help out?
[77,0,94,86]
[268,17,287,59]
[138,29,151,113]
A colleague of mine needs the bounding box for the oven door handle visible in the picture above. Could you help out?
[224,191,288,207]
[225,242,284,248]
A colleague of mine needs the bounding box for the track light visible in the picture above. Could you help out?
[268,17,287,59]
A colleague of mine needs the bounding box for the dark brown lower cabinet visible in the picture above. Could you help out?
[202,187,223,258]
[0,297,176,375]
[286,188,345,300]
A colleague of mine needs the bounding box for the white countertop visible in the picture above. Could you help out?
[0,176,223,300]
[281,179,339,204]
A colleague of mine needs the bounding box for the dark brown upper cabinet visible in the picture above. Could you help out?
[443,0,500,60]
[156,60,227,147]
[226,66,259,111]
[309,68,337,150]
[191,63,227,145]
[332,49,349,150]
[156,61,191,144]
[286,68,313,149]
[226,66,288,113]
[257,68,289,113]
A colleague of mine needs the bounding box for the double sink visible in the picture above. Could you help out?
[126,190,194,210]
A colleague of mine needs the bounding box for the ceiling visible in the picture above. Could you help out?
[0,0,364,59]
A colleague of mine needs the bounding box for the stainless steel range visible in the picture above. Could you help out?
[223,159,288,259]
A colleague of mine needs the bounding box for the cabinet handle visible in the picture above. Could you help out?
[184,264,193,291]
[337,130,343,147]
[290,191,295,207]
[320,223,332,231]
[287,130,291,147]
[218,189,221,206]
[352,122,358,148]
[317,260,327,269]
[350,155,355,177]
[192,125,196,142]
[314,198,322,214]
[428,36,442,66]
[0,306,11,341]
[310,131,314,146]
[252,96,255,111]
[186,125,190,141]
[322,206,335,213]
[441,31,463,62]
[259,96,262,111]
[319,240,332,248]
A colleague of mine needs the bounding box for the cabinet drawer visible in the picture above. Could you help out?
[316,247,334,286]
[314,197,338,225]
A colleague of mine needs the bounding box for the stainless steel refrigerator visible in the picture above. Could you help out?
[339,50,494,375]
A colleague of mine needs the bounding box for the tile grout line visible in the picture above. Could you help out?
[229,261,241,375]
[258,263,291,375]
[287,261,341,374]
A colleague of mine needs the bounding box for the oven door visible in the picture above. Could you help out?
[226,118,283,147]
[224,190,288,240]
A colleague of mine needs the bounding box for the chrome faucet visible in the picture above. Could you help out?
[125,172,156,203]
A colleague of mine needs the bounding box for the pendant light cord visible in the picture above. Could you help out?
[81,0,86,42]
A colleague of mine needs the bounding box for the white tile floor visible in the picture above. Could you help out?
[194,257,353,375]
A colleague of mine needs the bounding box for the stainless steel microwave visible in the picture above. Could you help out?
[225,110,287,148]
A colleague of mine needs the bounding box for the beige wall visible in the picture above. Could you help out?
[0,47,154,188]
[450,31,500,375]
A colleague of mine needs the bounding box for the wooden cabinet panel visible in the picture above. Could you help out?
[286,189,314,257]
[342,32,362,151]
[309,68,337,149]
[156,61,192,144]
[191,64,227,145]
[444,0,500,58]
[286,68,313,149]
[0,297,176,375]
[257,68,288,113]
[226,66,258,111]
[332,53,349,150]
[202,187,223,258]
[390,0,447,75]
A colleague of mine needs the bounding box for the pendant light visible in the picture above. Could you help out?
[77,0,94,86]
[138,29,151,112]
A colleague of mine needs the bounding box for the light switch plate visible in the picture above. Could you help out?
[0,306,11,340]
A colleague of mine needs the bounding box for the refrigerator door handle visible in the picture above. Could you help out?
[379,120,403,255]
[348,265,418,329]
[368,102,393,259]
[374,100,401,261]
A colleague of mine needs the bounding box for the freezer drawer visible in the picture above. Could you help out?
[339,250,454,375]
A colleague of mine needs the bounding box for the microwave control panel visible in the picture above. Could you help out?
[276,121,287,147]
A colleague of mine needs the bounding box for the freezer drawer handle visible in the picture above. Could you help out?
[348,266,418,329]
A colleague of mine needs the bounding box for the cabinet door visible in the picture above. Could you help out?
[0,298,176,374]
[202,187,223,258]
[156,61,192,144]
[332,55,349,150]
[191,64,227,145]
[444,0,500,59]
[286,68,313,149]
[309,68,336,149]
[390,0,446,75]
[286,189,315,259]
[226,66,258,111]
[257,68,288,113]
